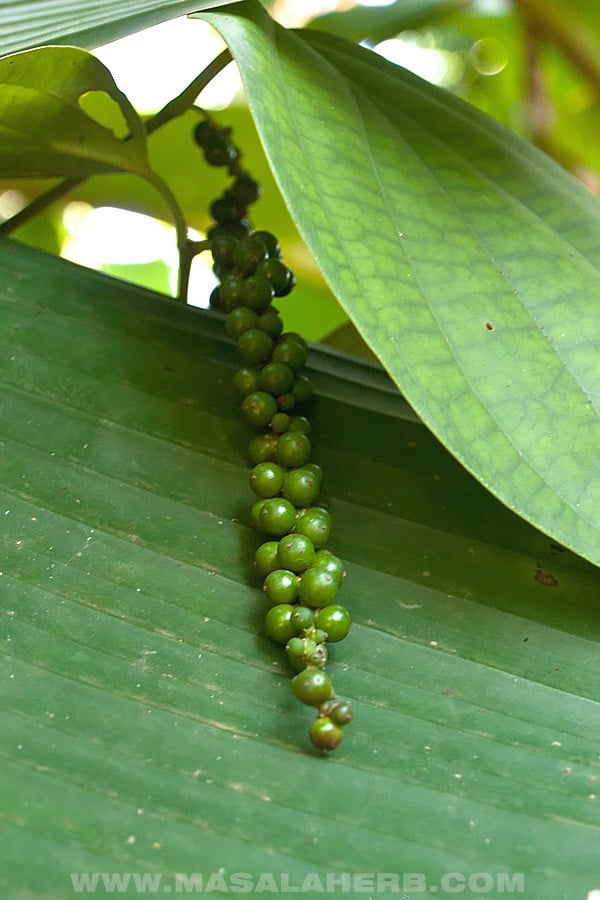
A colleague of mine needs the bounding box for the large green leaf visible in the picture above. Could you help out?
[2,238,600,899]
[0,0,240,57]
[199,1,600,567]
[0,47,150,178]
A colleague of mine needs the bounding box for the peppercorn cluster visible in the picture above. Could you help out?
[194,117,353,752]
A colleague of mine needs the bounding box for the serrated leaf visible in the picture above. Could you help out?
[0,0,241,56]
[199,1,600,566]
[1,237,600,899]
[0,46,150,178]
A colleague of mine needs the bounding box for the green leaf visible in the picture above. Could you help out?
[0,0,241,56]
[308,0,462,44]
[2,237,600,899]
[0,47,151,178]
[199,1,600,566]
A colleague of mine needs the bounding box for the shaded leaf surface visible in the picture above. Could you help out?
[0,47,149,178]
[1,237,600,899]
[200,1,600,566]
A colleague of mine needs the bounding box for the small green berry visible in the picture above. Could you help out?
[254,541,280,578]
[289,416,311,435]
[276,392,296,413]
[291,667,333,706]
[273,337,307,372]
[294,507,332,548]
[255,258,296,297]
[240,274,274,311]
[309,716,344,751]
[263,569,300,606]
[255,309,283,340]
[237,329,274,366]
[250,461,285,498]
[299,566,340,608]
[258,498,297,536]
[230,174,261,206]
[314,604,351,642]
[241,391,278,428]
[265,604,297,643]
[251,230,280,258]
[293,373,313,403]
[291,605,315,631]
[270,412,291,433]
[225,307,258,339]
[248,432,279,465]
[233,366,261,397]
[233,235,269,277]
[312,548,344,581]
[277,533,316,573]
[276,431,311,468]
[282,468,320,506]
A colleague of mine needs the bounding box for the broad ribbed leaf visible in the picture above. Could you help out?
[0,0,240,56]
[2,238,600,899]
[199,1,600,566]
[0,47,150,178]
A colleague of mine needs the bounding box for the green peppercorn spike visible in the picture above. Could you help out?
[201,129,351,751]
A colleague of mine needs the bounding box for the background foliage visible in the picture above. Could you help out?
[1,2,600,898]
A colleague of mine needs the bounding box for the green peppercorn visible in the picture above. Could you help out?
[251,230,280,258]
[299,566,340,607]
[312,548,344,581]
[277,533,316,573]
[259,361,295,396]
[314,604,351,642]
[265,603,297,644]
[270,412,291,434]
[276,431,311,468]
[293,373,313,403]
[248,432,279,464]
[241,391,278,428]
[258,498,297,536]
[225,307,258,339]
[273,337,307,372]
[309,716,344,751]
[282,468,320,507]
[255,309,283,340]
[263,569,299,605]
[291,667,333,706]
[237,329,274,366]
[294,507,332,548]
[250,461,285,498]
[240,275,274,311]
[254,541,281,578]
[255,258,296,296]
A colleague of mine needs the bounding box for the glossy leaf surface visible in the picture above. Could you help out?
[0,0,240,56]
[1,237,600,899]
[200,1,600,566]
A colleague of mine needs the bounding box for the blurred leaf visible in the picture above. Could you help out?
[308,0,464,44]
[321,321,378,361]
[0,47,150,179]
[0,0,240,56]
[2,236,600,900]
[200,1,600,567]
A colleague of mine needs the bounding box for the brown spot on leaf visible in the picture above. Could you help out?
[484,321,495,331]
[534,567,559,587]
